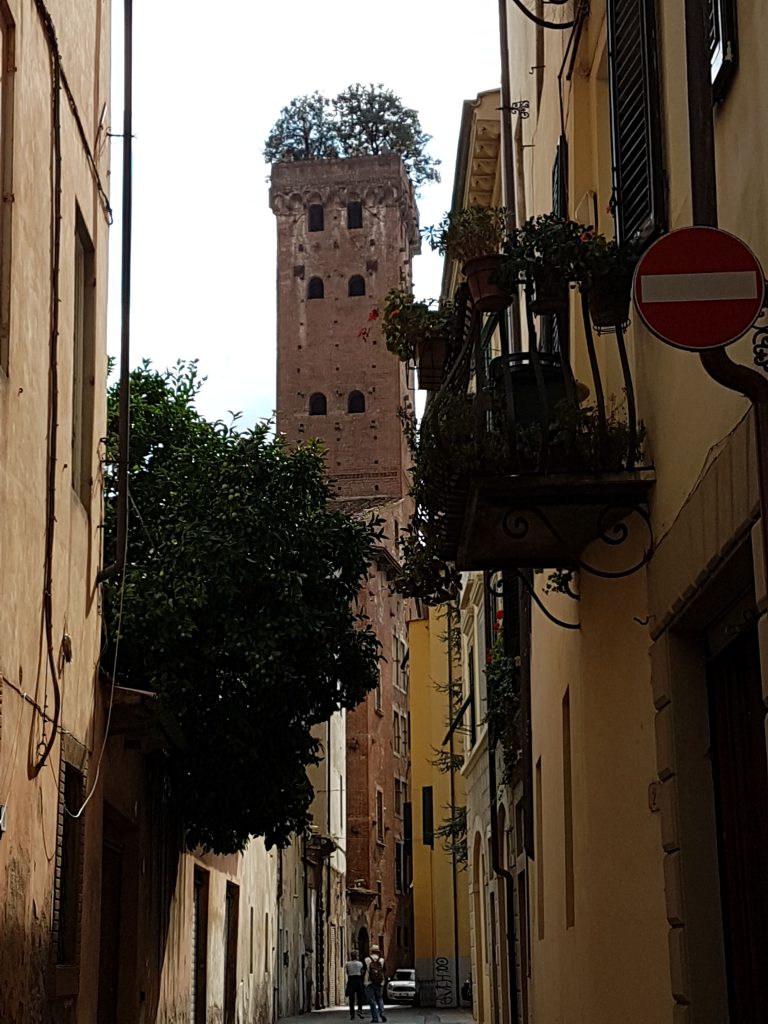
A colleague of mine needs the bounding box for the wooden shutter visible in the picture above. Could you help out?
[710,0,738,102]
[607,0,665,247]
[552,136,568,219]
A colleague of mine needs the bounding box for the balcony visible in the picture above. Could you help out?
[412,286,655,578]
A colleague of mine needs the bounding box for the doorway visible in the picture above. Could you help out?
[707,626,768,1020]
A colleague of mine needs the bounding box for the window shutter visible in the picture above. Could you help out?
[552,136,568,219]
[607,0,665,247]
[710,0,738,102]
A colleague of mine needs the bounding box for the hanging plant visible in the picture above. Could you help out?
[424,206,512,312]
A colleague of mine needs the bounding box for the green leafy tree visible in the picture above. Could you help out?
[332,83,440,189]
[264,83,440,191]
[102,362,380,853]
[263,90,340,162]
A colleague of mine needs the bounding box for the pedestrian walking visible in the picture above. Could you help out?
[345,949,366,1020]
[364,944,387,1023]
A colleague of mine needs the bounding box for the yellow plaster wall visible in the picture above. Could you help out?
[410,611,470,1007]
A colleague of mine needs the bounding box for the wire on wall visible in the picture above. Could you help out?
[508,0,577,30]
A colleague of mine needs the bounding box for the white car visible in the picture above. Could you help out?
[386,968,416,1005]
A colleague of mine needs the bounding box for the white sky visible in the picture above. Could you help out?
[108,2,501,426]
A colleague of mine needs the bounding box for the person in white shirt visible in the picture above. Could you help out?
[345,950,366,1020]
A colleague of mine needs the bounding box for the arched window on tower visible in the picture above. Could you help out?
[309,392,327,416]
[348,391,365,414]
[307,277,324,299]
[308,204,324,232]
[348,275,366,297]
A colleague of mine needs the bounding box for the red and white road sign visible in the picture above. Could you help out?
[633,226,766,351]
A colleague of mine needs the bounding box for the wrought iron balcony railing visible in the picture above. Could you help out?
[415,286,655,576]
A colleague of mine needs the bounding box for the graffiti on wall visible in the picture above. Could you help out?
[434,956,454,1007]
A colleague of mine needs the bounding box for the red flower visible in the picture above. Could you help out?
[368,308,379,321]
[356,328,368,339]
[486,652,493,665]
[496,610,504,620]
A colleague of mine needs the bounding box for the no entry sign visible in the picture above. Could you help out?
[633,227,766,351]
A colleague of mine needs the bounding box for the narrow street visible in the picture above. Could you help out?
[278,1005,473,1024]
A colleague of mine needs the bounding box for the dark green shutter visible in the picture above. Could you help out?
[607,0,666,247]
[422,786,434,847]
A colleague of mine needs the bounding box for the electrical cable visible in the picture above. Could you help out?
[32,43,63,779]
[508,0,577,29]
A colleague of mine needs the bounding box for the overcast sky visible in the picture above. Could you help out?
[108,2,501,426]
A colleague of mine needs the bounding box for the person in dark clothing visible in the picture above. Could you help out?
[345,950,366,1020]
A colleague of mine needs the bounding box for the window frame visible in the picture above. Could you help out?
[347,201,363,229]
[72,209,96,507]
[348,275,366,297]
[307,276,324,300]
[347,390,365,414]
[308,392,327,416]
[710,0,738,103]
[375,788,385,845]
[308,204,324,232]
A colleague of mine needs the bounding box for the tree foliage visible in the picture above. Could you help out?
[102,362,381,853]
[264,83,440,190]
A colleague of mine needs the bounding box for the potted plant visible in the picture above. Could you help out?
[365,289,454,391]
[578,231,638,330]
[424,206,511,313]
[500,214,587,316]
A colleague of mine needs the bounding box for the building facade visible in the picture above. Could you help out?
[427,2,768,1023]
[270,153,420,989]
[409,605,471,1009]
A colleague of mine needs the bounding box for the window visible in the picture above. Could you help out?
[223,882,239,1023]
[467,646,477,747]
[394,778,403,818]
[308,204,324,232]
[422,786,434,847]
[395,840,406,893]
[374,677,382,713]
[562,690,575,928]
[393,637,409,692]
[55,763,85,977]
[308,392,327,416]
[606,0,665,247]
[347,390,365,414]
[348,275,366,297]
[347,202,363,229]
[710,0,738,102]
[307,276,324,299]
[192,868,210,1021]
[393,712,401,755]
[376,789,384,845]
[72,210,96,505]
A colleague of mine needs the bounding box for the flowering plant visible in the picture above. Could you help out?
[363,288,454,362]
[424,206,508,265]
[500,214,637,285]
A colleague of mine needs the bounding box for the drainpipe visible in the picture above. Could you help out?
[486,571,520,1024]
[684,0,768,582]
[498,0,523,352]
[446,605,461,1007]
[98,0,132,583]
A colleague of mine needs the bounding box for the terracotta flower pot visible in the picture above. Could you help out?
[415,334,448,392]
[529,268,570,316]
[586,270,633,330]
[462,255,513,313]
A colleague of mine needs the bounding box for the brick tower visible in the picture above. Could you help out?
[270,154,419,979]
[271,154,419,497]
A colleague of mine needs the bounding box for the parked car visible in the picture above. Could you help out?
[386,968,417,1005]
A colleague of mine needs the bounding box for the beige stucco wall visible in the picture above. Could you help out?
[0,1,111,1017]
[493,1,768,1021]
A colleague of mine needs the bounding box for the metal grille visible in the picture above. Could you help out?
[607,0,665,247]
